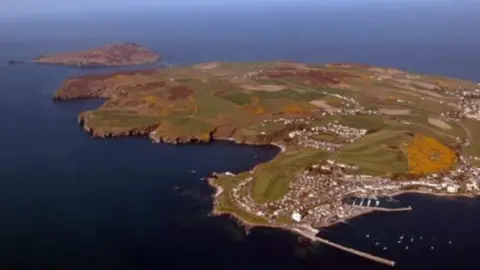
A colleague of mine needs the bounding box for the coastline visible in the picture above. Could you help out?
[76,116,478,266]
[390,189,477,199]
[77,114,287,154]
[207,187,396,267]
[208,177,224,198]
[205,173,479,267]
[63,91,478,268]
[8,58,161,68]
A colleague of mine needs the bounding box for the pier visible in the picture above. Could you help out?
[373,206,412,212]
[351,204,413,212]
[291,226,396,267]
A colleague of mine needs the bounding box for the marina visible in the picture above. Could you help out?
[345,196,412,212]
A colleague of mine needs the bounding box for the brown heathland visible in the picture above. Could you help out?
[31,43,160,67]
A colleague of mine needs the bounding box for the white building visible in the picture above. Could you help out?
[466,181,479,191]
[447,185,459,193]
[291,212,302,222]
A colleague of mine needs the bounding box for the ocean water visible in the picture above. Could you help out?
[1,2,480,269]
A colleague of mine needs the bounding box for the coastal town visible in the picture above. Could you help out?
[210,78,480,267]
[220,79,480,216]
[49,57,480,267]
[222,152,480,230]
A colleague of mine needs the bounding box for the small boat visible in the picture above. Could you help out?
[431,246,435,250]
[366,234,370,238]
[376,200,380,207]
[360,198,364,206]
[397,240,402,244]
[410,237,414,242]
[405,246,409,250]
[449,241,452,244]
[367,199,371,206]
[400,235,404,240]
[353,199,357,206]
[375,242,380,246]
[383,247,388,251]
[420,236,423,240]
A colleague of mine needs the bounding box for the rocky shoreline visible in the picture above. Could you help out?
[78,114,160,138]
[10,43,161,68]
[75,108,290,147]
[206,169,477,241]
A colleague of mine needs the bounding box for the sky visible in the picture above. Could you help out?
[0,0,423,18]
[1,0,291,17]
[0,0,469,20]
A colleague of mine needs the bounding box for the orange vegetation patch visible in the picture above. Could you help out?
[144,95,157,103]
[407,134,456,174]
[245,97,266,114]
[243,102,267,115]
[282,104,307,114]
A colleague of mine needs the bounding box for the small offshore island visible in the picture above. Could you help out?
[52,61,480,266]
[9,43,160,67]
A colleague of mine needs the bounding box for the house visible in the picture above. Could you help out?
[466,181,479,191]
[291,212,302,222]
[446,185,459,193]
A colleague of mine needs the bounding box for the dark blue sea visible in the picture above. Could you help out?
[1,2,479,269]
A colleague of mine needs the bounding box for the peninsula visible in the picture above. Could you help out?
[53,61,480,266]
[11,43,160,67]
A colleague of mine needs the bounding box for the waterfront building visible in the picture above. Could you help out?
[291,212,302,222]
[447,185,459,193]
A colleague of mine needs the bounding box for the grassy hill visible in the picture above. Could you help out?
[55,61,480,204]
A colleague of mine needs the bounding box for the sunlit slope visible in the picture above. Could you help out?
[54,61,479,203]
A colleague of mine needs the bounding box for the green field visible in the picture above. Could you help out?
[155,115,213,139]
[213,173,269,224]
[90,110,161,128]
[333,130,411,175]
[252,149,329,203]
[55,60,480,217]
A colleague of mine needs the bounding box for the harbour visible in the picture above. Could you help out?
[348,196,411,210]
[2,2,480,270]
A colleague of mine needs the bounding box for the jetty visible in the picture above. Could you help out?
[352,204,412,212]
[373,206,412,212]
[291,225,396,267]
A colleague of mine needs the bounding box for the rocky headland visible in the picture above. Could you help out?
[10,43,160,68]
[52,60,480,266]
